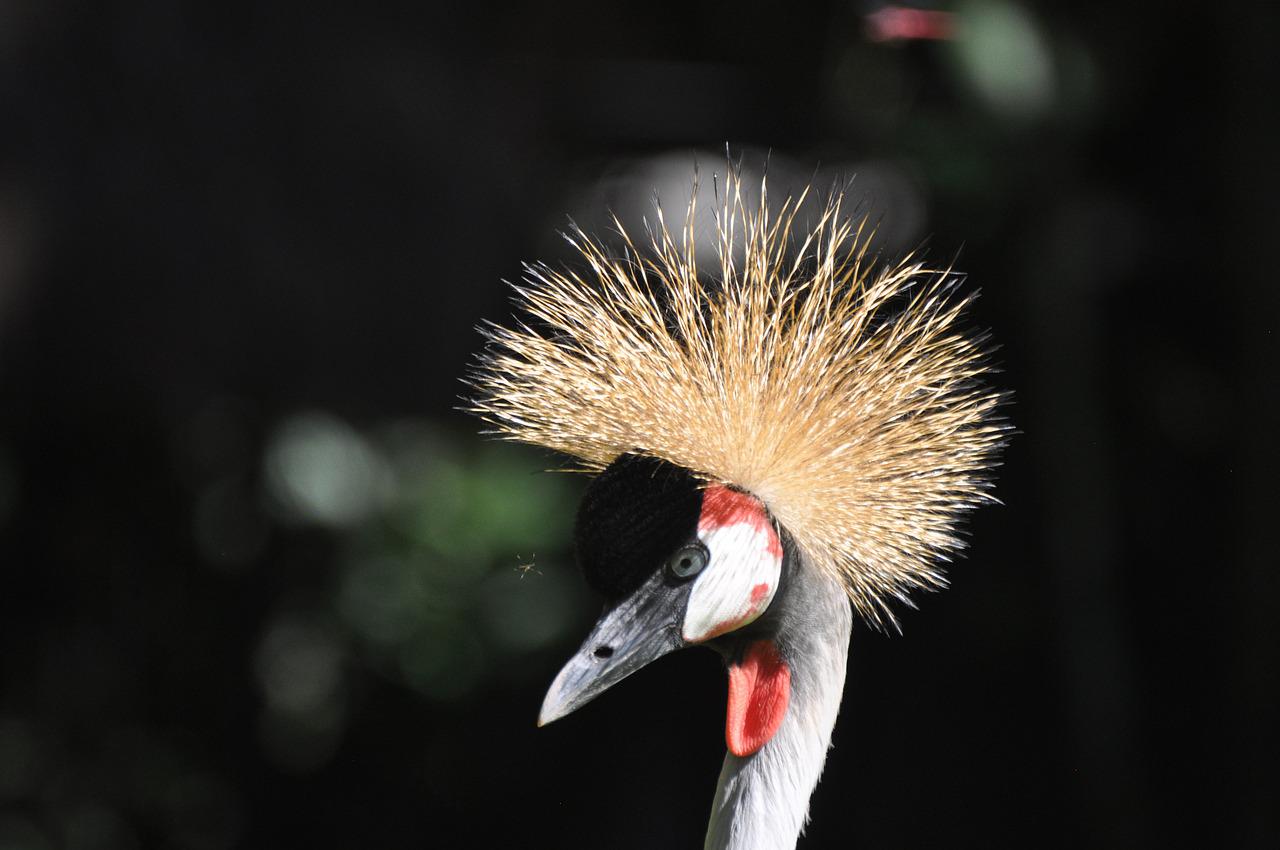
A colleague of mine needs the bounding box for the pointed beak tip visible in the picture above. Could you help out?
[535,583,685,732]
[537,703,571,728]
[537,688,568,728]
[535,681,570,727]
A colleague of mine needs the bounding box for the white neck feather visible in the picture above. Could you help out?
[703,570,853,850]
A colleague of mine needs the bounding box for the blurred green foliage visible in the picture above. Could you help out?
[256,412,586,770]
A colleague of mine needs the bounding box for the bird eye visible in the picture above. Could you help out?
[667,544,709,580]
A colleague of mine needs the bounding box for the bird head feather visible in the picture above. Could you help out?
[468,165,1009,628]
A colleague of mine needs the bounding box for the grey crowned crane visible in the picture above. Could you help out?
[469,167,1008,850]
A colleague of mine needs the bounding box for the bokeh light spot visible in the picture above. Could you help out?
[253,614,348,774]
[254,616,346,716]
[950,0,1055,120]
[265,412,391,527]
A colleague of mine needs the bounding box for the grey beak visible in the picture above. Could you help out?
[538,572,685,726]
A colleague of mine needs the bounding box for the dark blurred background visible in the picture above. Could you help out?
[1,1,1277,848]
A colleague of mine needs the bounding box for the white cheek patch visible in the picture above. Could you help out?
[682,487,782,643]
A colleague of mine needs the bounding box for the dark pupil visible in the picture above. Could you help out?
[679,556,693,569]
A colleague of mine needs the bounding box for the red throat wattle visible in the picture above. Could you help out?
[725,640,791,757]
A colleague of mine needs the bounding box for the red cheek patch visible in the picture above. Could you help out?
[699,486,782,558]
[725,640,791,757]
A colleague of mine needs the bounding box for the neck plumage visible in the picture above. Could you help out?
[704,566,853,850]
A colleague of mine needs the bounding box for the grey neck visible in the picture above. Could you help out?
[703,563,853,850]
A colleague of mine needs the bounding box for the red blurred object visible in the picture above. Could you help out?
[866,5,956,42]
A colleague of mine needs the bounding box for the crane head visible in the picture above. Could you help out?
[539,453,790,756]
[470,164,1010,847]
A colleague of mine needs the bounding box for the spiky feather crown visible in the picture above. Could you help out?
[469,167,1008,627]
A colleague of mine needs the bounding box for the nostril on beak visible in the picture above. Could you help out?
[593,645,614,659]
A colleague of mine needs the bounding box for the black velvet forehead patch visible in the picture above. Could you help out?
[573,454,703,601]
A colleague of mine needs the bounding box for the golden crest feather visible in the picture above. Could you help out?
[469,165,1008,627]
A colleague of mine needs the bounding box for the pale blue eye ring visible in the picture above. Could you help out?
[667,544,709,579]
